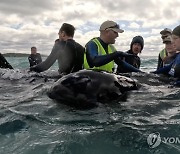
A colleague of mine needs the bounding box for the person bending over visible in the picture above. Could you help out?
[30,23,84,74]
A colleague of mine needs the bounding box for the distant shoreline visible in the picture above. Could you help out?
[3,52,157,58]
[3,53,47,57]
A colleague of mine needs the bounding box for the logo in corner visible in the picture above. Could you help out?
[147,132,161,148]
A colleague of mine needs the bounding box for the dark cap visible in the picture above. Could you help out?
[172,25,180,37]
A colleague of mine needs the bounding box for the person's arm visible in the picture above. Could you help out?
[152,63,173,74]
[86,41,133,67]
[115,57,142,73]
[30,43,63,72]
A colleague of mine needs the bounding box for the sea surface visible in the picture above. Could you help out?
[0,56,180,154]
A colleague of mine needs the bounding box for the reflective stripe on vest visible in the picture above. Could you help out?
[84,38,115,72]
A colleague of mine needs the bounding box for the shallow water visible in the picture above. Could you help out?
[0,57,180,154]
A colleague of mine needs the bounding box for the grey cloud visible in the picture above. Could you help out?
[0,0,57,16]
[100,0,154,19]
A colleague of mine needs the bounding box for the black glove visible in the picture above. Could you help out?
[117,51,136,57]
[29,66,40,72]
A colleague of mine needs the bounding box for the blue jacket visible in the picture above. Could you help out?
[153,53,180,78]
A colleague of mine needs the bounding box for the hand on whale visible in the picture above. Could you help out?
[117,51,136,57]
[47,69,138,109]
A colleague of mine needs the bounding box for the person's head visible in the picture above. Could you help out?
[160,28,172,40]
[99,20,124,44]
[163,35,176,54]
[172,25,180,51]
[31,46,37,54]
[58,23,75,41]
[130,36,144,55]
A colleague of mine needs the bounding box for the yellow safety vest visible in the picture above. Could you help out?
[84,38,115,73]
[159,48,168,60]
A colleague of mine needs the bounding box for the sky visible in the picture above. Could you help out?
[0,0,180,57]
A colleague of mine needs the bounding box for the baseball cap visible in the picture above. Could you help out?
[99,20,124,33]
[160,28,172,35]
[160,28,172,39]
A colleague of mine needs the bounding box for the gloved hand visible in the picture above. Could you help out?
[29,66,39,72]
[29,66,35,72]
[117,51,136,57]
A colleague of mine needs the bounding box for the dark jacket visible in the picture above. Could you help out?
[117,50,140,73]
[117,36,143,73]
[0,53,13,69]
[28,53,42,67]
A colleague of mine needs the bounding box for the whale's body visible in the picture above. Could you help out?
[47,70,138,108]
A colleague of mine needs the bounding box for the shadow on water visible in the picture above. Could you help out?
[0,120,27,135]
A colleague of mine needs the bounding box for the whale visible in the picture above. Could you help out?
[47,69,138,108]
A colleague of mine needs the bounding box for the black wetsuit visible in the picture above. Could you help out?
[30,39,85,74]
[0,53,13,69]
[116,50,140,73]
[28,53,42,67]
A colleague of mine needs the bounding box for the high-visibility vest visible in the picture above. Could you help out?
[84,38,115,72]
[159,48,168,60]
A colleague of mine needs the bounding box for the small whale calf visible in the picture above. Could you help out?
[47,69,138,108]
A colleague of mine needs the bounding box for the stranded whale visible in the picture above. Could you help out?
[47,69,138,108]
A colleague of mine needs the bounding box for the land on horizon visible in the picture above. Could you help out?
[3,53,47,57]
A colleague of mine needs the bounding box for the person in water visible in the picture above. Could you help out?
[28,46,42,67]
[159,35,177,67]
[153,25,180,78]
[157,28,177,69]
[157,28,172,69]
[30,23,84,74]
[116,35,144,73]
[0,53,13,69]
[84,20,141,73]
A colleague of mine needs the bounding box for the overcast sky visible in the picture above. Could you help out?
[0,0,180,56]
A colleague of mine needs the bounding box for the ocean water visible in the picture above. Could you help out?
[0,56,180,154]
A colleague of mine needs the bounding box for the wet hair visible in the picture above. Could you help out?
[31,46,36,50]
[59,23,75,37]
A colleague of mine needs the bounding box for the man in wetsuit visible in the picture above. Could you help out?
[0,53,13,69]
[30,23,84,74]
[84,20,141,73]
[153,25,180,78]
[28,46,42,67]
[116,36,144,73]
